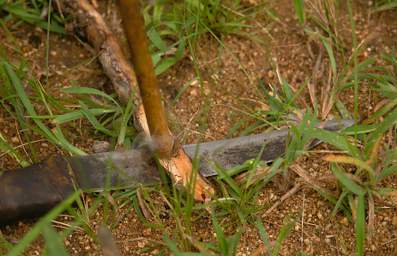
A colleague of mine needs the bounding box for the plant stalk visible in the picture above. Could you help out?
[117,0,174,157]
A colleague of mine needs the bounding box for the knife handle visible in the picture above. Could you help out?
[0,156,75,224]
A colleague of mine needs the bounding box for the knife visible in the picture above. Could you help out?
[0,119,353,223]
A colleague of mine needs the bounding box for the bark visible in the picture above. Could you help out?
[58,0,214,201]
[118,0,173,157]
[59,0,138,106]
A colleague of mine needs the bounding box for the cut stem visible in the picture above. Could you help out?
[117,0,174,157]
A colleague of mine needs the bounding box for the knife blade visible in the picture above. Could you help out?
[0,119,353,223]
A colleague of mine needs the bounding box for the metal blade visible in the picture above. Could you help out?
[183,118,353,177]
[0,119,353,223]
[68,119,354,190]
[67,148,160,191]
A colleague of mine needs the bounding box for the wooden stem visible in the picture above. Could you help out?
[57,0,149,135]
[58,0,137,105]
[117,0,174,157]
[59,0,214,201]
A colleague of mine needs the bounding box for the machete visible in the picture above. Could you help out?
[0,119,353,223]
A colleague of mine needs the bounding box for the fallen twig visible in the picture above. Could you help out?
[59,0,138,105]
[262,182,302,217]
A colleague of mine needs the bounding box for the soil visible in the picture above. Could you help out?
[1,0,397,255]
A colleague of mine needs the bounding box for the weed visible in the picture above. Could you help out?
[300,105,397,255]
[6,191,80,256]
[371,52,397,100]
[255,216,295,256]
[0,0,65,34]
[0,60,84,157]
[213,156,284,225]
[373,0,397,11]
[143,0,256,75]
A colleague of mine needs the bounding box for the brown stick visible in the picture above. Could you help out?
[59,0,137,105]
[59,0,213,201]
[58,0,153,146]
[117,0,174,157]
[117,0,213,201]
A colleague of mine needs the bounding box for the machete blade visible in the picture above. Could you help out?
[67,148,160,191]
[0,119,353,223]
[67,118,354,190]
[184,118,353,177]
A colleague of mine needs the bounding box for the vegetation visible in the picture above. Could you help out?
[0,0,396,255]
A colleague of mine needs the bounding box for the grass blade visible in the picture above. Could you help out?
[293,0,305,25]
[355,194,365,256]
[324,155,375,183]
[307,127,361,158]
[3,61,85,155]
[0,132,29,167]
[331,164,366,196]
[52,108,117,124]
[365,107,397,154]
[320,37,337,80]
[62,86,119,106]
[255,219,272,256]
[7,191,80,256]
[42,226,69,256]
[378,166,397,181]
[272,217,295,256]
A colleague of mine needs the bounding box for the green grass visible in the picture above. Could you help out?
[0,0,65,34]
[373,0,397,11]
[1,0,397,255]
[255,216,295,256]
[143,0,258,76]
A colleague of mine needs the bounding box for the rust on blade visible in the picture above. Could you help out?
[0,156,75,224]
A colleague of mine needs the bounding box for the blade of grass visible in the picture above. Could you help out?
[331,164,366,196]
[355,194,365,256]
[324,155,375,184]
[255,219,272,256]
[0,132,29,167]
[365,107,397,154]
[42,226,69,256]
[62,86,120,107]
[52,108,117,124]
[320,37,337,81]
[116,96,135,146]
[378,166,397,181]
[7,191,80,256]
[79,101,115,137]
[272,217,295,256]
[331,190,348,215]
[307,127,361,158]
[216,164,242,197]
[3,61,85,155]
[293,0,305,25]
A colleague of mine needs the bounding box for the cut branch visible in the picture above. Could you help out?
[58,0,150,147]
[117,0,173,157]
[59,0,138,105]
[59,0,214,201]
[117,0,214,201]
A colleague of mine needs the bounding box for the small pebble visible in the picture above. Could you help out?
[11,136,19,143]
[340,217,349,226]
[92,141,110,153]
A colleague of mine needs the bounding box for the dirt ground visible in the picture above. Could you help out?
[1,0,397,255]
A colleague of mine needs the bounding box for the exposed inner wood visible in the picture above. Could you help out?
[58,0,214,201]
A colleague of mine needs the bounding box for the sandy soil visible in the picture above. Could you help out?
[1,0,397,255]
